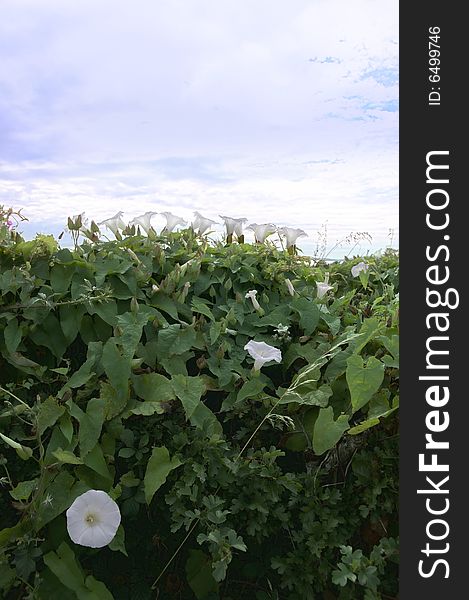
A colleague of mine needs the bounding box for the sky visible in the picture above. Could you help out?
[0,0,398,258]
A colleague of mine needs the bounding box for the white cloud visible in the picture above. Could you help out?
[0,0,398,256]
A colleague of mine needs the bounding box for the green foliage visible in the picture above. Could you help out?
[43,542,114,599]
[143,446,182,505]
[0,226,398,599]
[313,407,350,456]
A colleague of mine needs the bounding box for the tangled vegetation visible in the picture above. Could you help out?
[0,216,398,599]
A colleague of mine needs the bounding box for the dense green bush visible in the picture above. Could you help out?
[0,222,398,599]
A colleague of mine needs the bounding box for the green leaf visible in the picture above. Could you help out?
[152,292,179,319]
[116,310,150,359]
[43,426,74,466]
[358,269,370,289]
[4,318,22,354]
[132,373,175,402]
[99,381,128,421]
[172,374,205,420]
[119,471,140,488]
[80,398,105,457]
[107,274,135,299]
[0,521,28,549]
[236,377,267,403]
[293,399,325,437]
[256,304,291,327]
[58,341,103,397]
[191,297,214,320]
[159,353,191,377]
[36,569,76,599]
[367,389,391,419]
[312,407,349,455]
[50,264,75,293]
[157,325,197,355]
[190,402,223,437]
[59,413,74,443]
[108,525,128,556]
[291,297,320,335]
[212,559,228,583]
[318,307,341,335]
[52,449,84,465]
[137,339,158,369]
[83,576,115,600]
[83,443,112,480]
[185,549,219,599]
[278,361,321,404]
[144,446,182,504]
[351,317,383,354]
[102,338,131,391]
[88,300,118,326]
[59,305,86,344]
[0,561,16,589]
[94,255,132,282]
[206,356,238,387]
[6,352,42,372]
[9,479,38,501]
[67,397,105,457]
[324,347,353,382]
[303,384,333,407]
[60,362,93,392]
[377,333,399,368]
[347,417,380,435]
[172,374,222,436]
[0,432,33,460]
[37,396,65,436]
[43,543,84,593]
[130,402,166,416]
[209,321,222,345]
[101,338,131,418]
[332,564,356,587]
[62,367,94,392]
[29,314,68,359]
[283,341,322,369]
[118,448,135,458]
[284,432,308,452]
[348,392,399,435]
[35,471,88,530]
[51,367,69,375]
[44,542,114,600]
[279,383,332,407]
[346,355,385,413]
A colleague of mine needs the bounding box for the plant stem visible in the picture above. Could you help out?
[151,519,199,590]
[0,386,31,409]
[236,398,282,461]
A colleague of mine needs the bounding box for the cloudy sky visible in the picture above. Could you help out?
[0,0,398,257]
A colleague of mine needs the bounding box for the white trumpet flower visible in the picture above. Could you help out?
[220,215,248,237]
[277,227,307,248]
[245,289,261,311]
[316,282,333,299]
[316,273,333,299]
[130,211,158,235]
[244,340,282,371]
[98,212,126,237]
[247,223,277,243]
[351,261,369,277]
[160,212,187,232]
[192,211,217,235]
[66,490,121,548]
[285,278,295,296]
